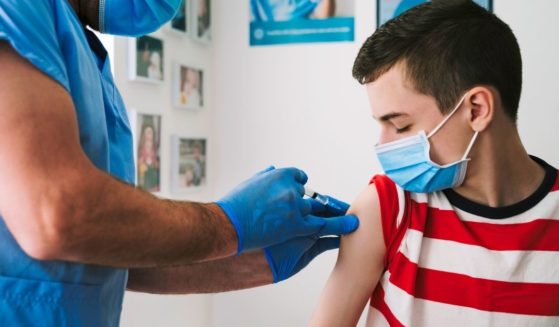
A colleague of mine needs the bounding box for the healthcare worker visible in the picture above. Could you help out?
[0,0,359,325]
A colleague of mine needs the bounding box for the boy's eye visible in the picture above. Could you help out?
[396,125,411,134]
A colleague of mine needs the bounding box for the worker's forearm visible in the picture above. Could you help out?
[0,41,235,269]
[50,169,237,268]
[126,250,273,294]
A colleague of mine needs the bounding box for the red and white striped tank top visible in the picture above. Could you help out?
[368,156,559,326]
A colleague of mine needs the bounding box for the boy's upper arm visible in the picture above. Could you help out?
[310,183,386,326]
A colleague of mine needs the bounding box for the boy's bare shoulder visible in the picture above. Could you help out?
[339,183,385,271]
[347,183,381,220]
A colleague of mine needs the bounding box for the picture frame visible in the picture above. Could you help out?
[191,0,211,44]
[128,35,165,83]
[129,109,163,193]
[166,0,189,35]
[172,62,204,110]
[171,135,208,193]
[376,0,493,28]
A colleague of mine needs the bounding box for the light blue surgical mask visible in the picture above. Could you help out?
[374,94,479,193]
[99,0,182,36]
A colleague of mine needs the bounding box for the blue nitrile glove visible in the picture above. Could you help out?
[264,237,341,283]
[264,197,358,282]
[309,195,351,218]
[216,167,359,254]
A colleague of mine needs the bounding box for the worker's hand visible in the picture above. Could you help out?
[264,236,341,283]
[216,166,359,254]
[263,197,356,282]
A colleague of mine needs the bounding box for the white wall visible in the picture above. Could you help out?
[106,23,215,327]
[109,0,559,326]
[500,1,559,163]
[210,0,559,326]
[210,0,376,326]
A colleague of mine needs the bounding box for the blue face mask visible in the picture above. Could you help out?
[374,94,479,193]
[99,0,183,36]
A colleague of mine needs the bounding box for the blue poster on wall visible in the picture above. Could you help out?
[377,0,493,27]
[250,0,355,46]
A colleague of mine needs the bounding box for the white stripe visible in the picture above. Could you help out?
[409,191,430,206]
[409,190,464,211]
[409,189,559,225]
[366,306,391,327]
[395,185,406,228]
[378,273,413,326]
[400,228,559,284]
[379,271,559,327]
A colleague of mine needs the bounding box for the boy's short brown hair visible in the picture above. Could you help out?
[353,0,522,121]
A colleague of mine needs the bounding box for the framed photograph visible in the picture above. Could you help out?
[171,135,207,193]
[130,110,162,193]
[172,63,204,109]
[192,0,211,43]
[128,35,164,83]
[377,0,493,28]
[167,0,189,35]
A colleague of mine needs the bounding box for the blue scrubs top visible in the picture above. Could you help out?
[0,0,135,325]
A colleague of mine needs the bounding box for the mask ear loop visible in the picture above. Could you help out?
[461,131,479,160]
[427,93,469,139]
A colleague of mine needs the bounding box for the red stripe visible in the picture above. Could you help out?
[408,201,559,251]
[370,175,400,249]
[371,175,411,268]
[389,252,559,316]
[370,283,405,327]
[407,198,428,230]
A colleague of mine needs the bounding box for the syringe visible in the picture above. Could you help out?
[304,187,350,216]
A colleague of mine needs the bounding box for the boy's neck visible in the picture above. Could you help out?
[452,121,546,208]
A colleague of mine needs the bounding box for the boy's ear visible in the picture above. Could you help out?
[467,86,495,132]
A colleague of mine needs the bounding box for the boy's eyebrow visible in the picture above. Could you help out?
[374,112,408,121]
